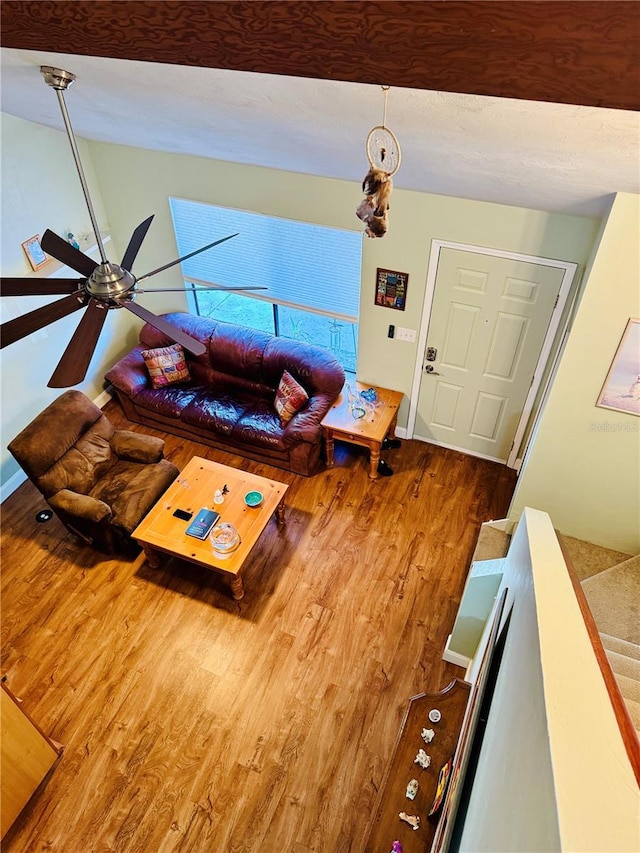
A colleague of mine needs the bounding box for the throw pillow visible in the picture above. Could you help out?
[141,343,191,389]
[274,370,309,424]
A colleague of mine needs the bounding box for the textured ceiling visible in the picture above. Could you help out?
[2,48,639,218]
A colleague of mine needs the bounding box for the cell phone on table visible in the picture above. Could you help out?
[172,508,193,521]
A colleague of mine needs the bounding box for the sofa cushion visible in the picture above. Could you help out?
[181,391,256,436]
[274,370,309,424]
[133,385,201,419]
[142,343,191,389]
[232,399,287,450]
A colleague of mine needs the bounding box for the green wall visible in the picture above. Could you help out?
[87,141,599,426]
[511,193,640,554]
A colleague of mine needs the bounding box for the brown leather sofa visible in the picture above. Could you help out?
[105,313,346,476]
[8,390,179,554]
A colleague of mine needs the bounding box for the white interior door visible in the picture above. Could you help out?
[409,244,575,464]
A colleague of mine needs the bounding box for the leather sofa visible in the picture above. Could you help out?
[105,313,346,476]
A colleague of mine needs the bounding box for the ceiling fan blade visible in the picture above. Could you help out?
[137,233,239,283]
[0,291,85,349]
[120,215,154,271]
[122,301,207,356]
[134,285,267,293]
[1,278,84,297]
[47,298,108,388]
[40,229,98,277]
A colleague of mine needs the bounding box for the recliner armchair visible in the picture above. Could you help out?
[8,390,179,554]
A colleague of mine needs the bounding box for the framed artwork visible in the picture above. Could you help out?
[596,318,640,416]
[22,235,49,271]
[375,267,408,310]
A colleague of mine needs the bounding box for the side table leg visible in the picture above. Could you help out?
[230,575,245,600]
[141,542,160,568]
[275,499,286,526]
[369,443,381,479]
[324,429,335,467]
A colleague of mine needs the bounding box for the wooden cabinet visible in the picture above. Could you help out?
[364,679,470,852]
[1,681,63,839]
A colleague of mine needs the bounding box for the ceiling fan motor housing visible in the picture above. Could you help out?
[87,263,137,302]
[40,66,76,91]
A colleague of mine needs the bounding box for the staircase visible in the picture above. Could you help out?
[578,554,640,736]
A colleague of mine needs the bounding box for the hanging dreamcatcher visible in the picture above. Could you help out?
[356,86,402,238]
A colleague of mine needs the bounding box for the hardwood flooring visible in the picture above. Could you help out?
[1,401,516,852]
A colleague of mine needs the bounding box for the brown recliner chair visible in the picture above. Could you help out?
[8,390,179,554]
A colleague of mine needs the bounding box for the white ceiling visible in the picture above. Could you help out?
[2,48,639,218]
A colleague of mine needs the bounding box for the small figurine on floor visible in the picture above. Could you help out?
[399,811,420,831]
[414,748,431,769]
[391,842,404,853]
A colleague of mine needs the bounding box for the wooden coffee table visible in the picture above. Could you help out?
[321,382,404,479]
[132,456,288,600]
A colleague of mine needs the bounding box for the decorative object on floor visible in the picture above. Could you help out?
[21,235,49,271]
[428,708,442,723]
[596,318,640,416]
[66,232,80,250]
[405,778,419,800]
[422,728,435,744]
[356,86,401,239]
[414,748,431,769]
[8,390,179,554]
[398,812,420,831]
[375,268,408,310]
[1,67,266,389]
[390,842,403,853]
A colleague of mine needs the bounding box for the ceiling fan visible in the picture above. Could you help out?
[0,66,265,389]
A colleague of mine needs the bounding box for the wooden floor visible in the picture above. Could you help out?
[1,401,516,852]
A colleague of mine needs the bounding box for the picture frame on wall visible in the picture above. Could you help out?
[596,318,640,417]
[21,235,50,271]
[375,267,408,311]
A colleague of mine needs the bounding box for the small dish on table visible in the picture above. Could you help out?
[244,490,263,508]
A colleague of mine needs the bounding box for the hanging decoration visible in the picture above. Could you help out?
[356,86,402,238]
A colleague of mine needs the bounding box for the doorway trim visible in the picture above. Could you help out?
[406,240,578,468]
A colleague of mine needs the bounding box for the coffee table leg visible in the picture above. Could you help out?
[275,498,286,526]
[324,428,335,467]
[369,442,381,479]
[140,542,160,568]
[230,575,245,600]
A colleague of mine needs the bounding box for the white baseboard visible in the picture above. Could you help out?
[1,389,113,504]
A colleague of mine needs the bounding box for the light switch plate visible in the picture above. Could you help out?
[396,327,416,342]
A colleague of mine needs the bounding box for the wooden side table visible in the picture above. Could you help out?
[321,382,404,479]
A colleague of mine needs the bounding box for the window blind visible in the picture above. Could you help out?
[169,197,362,322]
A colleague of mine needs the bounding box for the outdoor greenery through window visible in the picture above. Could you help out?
[169,198,362,374]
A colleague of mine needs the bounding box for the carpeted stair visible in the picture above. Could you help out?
[579,554,640,736]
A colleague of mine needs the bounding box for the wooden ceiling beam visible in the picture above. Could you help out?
[2,1,638,110]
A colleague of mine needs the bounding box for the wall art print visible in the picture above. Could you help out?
[596,318,640,416]
[375,267,408,310]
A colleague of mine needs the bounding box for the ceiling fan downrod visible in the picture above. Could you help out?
[41,66,109,267]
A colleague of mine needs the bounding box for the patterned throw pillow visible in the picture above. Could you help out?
[274,370,309,425]
[141,343,191,389]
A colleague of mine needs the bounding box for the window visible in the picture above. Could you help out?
[169,198,362,373]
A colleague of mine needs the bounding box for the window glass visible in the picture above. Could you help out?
[169,198,361,374]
